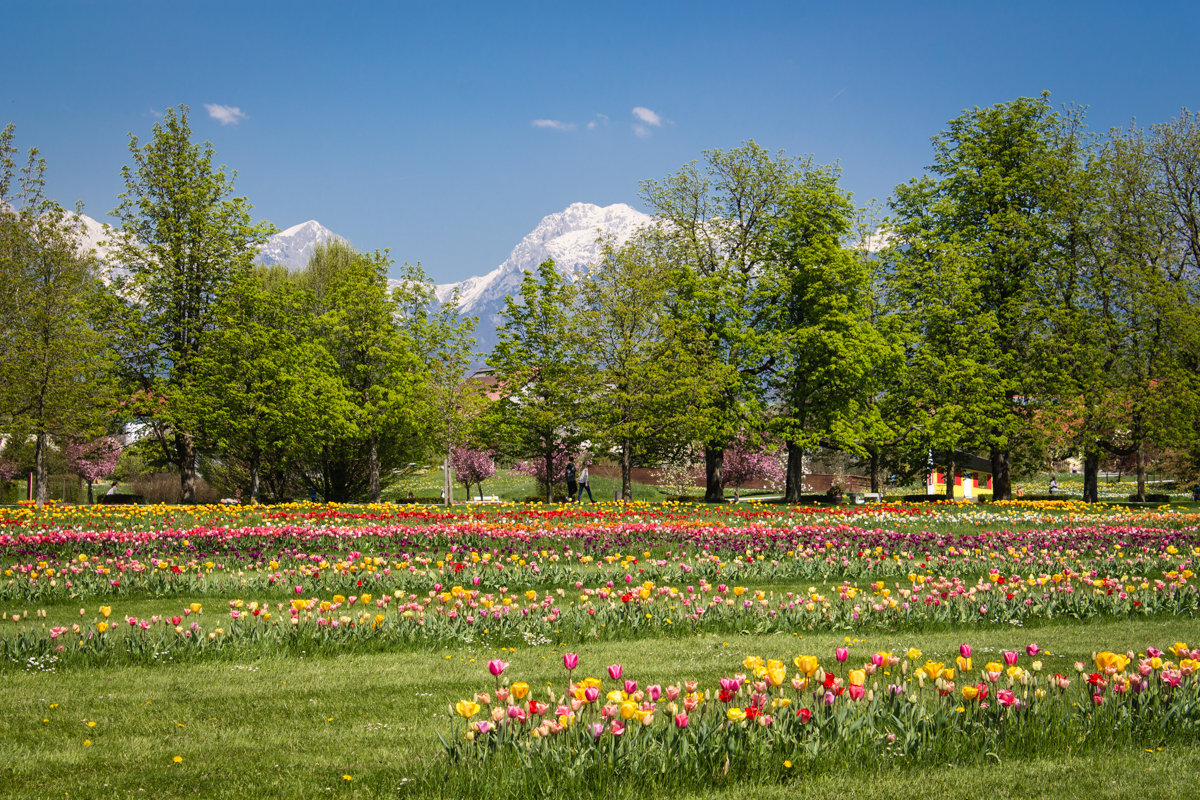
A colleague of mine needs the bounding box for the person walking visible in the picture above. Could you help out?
[565,460,578,502]
[576,464,594,503]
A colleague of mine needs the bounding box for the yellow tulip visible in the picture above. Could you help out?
[620,702,637,720]
[511,682,530,700]
[961,685,979,701]
[727,707,746,722]
[848,669,866,687]
[455,700,481,719]
[922,661,944,680]
[794,655,819,676]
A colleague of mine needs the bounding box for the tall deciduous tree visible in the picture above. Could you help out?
[575,228,730,500]
[411,289,484,507]
[187,269,352,503]
[763,165,894,502]
[889,95,1073,499]
[297,241,427,502]
[488,260,590,503]
[0,125,116,507]
[107,106,274,503]
[642,142,804,501]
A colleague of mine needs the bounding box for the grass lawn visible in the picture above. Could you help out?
[3,618,1196,799]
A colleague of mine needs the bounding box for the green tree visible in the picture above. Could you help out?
[412,290,485,507]
[763,165,895,502]
[296,241,428,502]
[106,106,274,503]
[488,260,590,503]
[641,142,805,501]
[888,95,1074,499]
[187,269,352,503]
[575,228,730,500]
[0,125,116,507]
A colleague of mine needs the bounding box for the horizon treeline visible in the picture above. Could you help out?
[1,96,1199,505]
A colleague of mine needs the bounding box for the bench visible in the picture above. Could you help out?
[846,492,883,505]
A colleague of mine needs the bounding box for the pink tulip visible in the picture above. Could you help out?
[624,679,638,695]
[1026,643,1040,657]
[584,686,600,703]
[294,586,303,594]
[665,685,681,701]
[674,712,689,728]
[997,689,1016,707]
[590,722,605,739]
[647,685,662,702]
[607,664,623,680]
[959,644,972,658]
[563,653,579,670]
[488,659,509,676]
[847,684,865,701]
[1002,650,1019,666]
[871,653,884,667]
[835,647,849,662]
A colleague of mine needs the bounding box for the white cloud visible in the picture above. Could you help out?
[632,124,652,138]
[631,107,662,127]
[204,104,248,125]
[532,119,576,131]
[587,113,610,130]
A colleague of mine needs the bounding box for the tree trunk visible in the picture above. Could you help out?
[704,445,724,503]
[367,436,381,503]
[34,430,48,508]
[87,480,94,505]
[869,448,882,495]
[248,451,261,505]
[1134,439,1146,502]
[944,452,956,500]
[1083,448,1099,503]
[177,433,197,504]
[784,441,804,503]
[990,447,1011,501]
[620,439,633,501]
[544,450,554,504]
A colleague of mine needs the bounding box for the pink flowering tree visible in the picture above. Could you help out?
[63,437,123,504]
[448,446,496,501]
[0,457,18,501]
[716,437,785,501]
[511,440,575,500]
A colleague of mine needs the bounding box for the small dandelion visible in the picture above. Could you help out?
[173,755,183,763]
[342,775,352,781]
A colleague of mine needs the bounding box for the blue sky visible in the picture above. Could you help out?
[4,1,1198,283]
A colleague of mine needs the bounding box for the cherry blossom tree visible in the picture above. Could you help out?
[716,437,785,501]
[63,437,122,504]
[448,446,495,501]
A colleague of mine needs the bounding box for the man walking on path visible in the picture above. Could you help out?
[565,460,578,502]
[576,464,594,503]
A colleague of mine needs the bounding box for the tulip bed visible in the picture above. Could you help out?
[1,499,1199,799]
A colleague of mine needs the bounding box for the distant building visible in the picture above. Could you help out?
[927,450,993,499]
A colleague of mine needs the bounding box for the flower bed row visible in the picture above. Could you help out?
[429,644,1200,791]
[3,521,1198,602]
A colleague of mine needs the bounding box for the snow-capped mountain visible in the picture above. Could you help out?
[432,202,651,354]
[256,220,344,268]
[71,213,114,259]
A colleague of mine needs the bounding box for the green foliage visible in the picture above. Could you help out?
[641,142,816,501]
[106,106,275,503]
[488,260,592,502]
[576,228,731,499]
[290,241,430,502]
[0,125,117,506]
